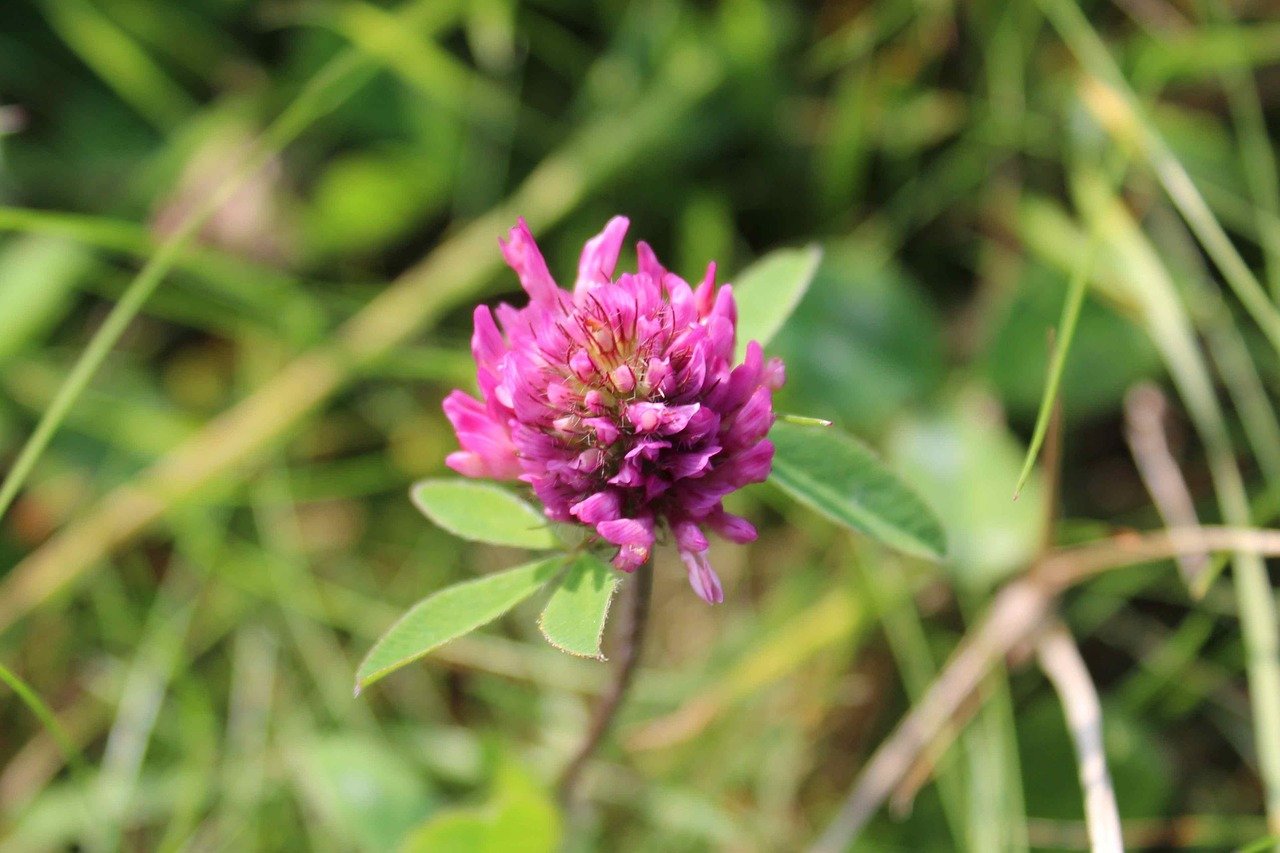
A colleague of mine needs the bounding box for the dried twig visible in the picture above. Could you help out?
[810,525,1280,852]
[1036,621,1123,853]
[1125,384,1208,589]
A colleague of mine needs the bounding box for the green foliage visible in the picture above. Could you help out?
[401,763,560,853]
[0,237,92,365]
[356,557,563,692]
[4,0,1280,848]
[294,733,440,851]
[410,480,560,550]
[770,244,944,434]
[887,395,1045,589]
[984,262,1160,419]
[538,552,620,659]
[769,420,946,561]
[732,244,823,358]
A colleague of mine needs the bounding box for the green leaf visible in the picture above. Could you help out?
[1013,241,1097,499]
[769,243,945,434]
[401,762,560,853]
[410,479,559,549]
[886,395,1044,588]
[732,244,823,359]
[293,733,438,851]
[538,552,620,659]
[768,420,946,560]
[0,236,93,365]
[356,557,563,692]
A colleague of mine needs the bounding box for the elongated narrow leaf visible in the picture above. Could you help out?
[733,244,823,359]
[356,557,563,692]
[539,553,620,659]
[0,237,92,364]
[1013,241,1097,498]
[769,420,946,560]
[411,479,558,549]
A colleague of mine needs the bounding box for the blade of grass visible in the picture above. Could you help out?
[1013,238,1096,499]
[1144,205,1280,488]
[1200,0,1280,301]
[0,206,328,326]
[850,554,969,848]
[0,662,85,774]
[38,0,195,129]
[1037,0,1280,357]
[1071,173,1280,836]
[0,51,375,523]
[0,46,724,636]
[0,660,102,848]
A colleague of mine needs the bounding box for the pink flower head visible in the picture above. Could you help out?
[444,216,784,603]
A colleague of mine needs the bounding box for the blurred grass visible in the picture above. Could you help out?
[3,0,1280,849]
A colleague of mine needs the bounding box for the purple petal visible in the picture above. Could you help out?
[729,440,775,487]
[693,264,716,318]
[667,445,720,479]
[499,218,559,304]
[598,516,655,571]
[672,519,709,552]
[707,509,757,543]
[575,215,629,293]
[442,391,521,479]
[610,364,636,393]
[764,356,786,390]
[726,387,774,449]
[570,491,621,524]
[627,402,666,433]
[584,417,620,445]
[636,240,666,280]
[680,549,724,604]
[570,349,596,381]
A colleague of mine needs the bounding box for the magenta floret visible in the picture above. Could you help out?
[444,216,784,603]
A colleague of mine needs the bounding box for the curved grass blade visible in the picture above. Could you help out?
[0,52,375,523]
[1037,0,1280,360]
[355,557,564,693]
[0,661,85,772]
[1013,239,1097,499]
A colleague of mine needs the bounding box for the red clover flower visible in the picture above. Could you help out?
[443,217,783,603]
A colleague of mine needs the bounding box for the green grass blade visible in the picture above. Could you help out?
[1036,0,1280,359]
[0,661,85,772]
[0,52,374,523]
[1202,0,1280,301]
[38,0,194,129]
[1070,171,1280,835]
[1013,239,1096,499]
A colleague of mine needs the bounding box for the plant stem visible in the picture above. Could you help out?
[558,560,653,804]
[1036,622,1123,853]
[810,525,1280,852]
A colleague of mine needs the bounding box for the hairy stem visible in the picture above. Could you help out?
[558,561,653,803]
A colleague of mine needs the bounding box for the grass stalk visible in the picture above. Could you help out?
[0,50,722,636]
